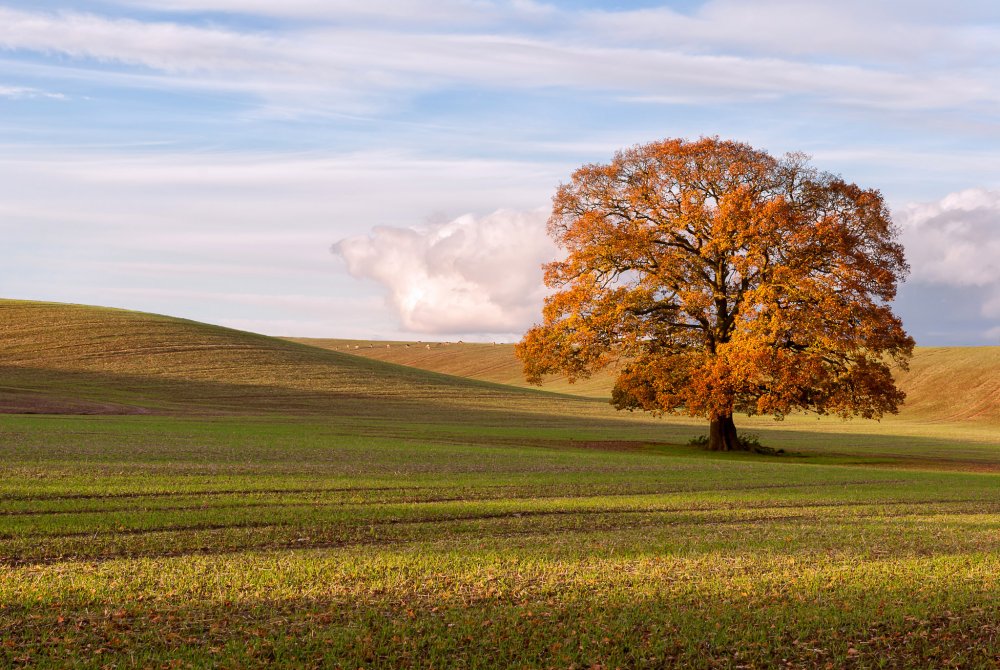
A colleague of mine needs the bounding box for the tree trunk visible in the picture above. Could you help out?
[707,414,741,451]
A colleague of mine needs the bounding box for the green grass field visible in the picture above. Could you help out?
[2,299,999,668]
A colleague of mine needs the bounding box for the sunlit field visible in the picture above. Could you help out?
[2,300,999,668]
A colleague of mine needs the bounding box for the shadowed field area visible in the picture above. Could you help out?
[1,299,999,668]
[287,336,623,399]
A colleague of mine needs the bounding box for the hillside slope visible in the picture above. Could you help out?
[286,339,618,398]
[0,300,591,417]
[291,338,1000,426]
[896,347,1000,423]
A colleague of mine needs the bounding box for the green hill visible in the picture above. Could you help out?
[291,338,1000,427]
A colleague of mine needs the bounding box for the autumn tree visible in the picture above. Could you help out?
[516,137,914,451]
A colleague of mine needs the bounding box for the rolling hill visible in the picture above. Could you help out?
[0,299,598,419]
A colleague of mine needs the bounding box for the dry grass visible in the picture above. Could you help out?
[288,337,621,398]
[291,337,1000,427]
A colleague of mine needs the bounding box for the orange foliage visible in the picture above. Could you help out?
[515,137,914,450]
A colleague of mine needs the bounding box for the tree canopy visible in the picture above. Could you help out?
[515,137,914,451]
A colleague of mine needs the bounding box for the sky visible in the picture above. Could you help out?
[1,1,999,345]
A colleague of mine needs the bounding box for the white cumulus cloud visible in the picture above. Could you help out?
[899,188,1000,287]
[897,187,1000,324]
[332,209,555,336]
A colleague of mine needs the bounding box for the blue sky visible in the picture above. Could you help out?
[1,0,999,344]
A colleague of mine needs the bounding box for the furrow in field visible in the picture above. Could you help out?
[4,494,998,521]
[0,477,913,504]
[3,505,996,568]
[6,499,998,544]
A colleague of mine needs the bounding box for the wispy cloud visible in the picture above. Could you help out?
[119,0,551,25]
[0,148,563,230]
[3,5,998,116]
[0,8,290,74]
[579,0,998,63]
[104,286,363,311]
[0,84,65,100]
